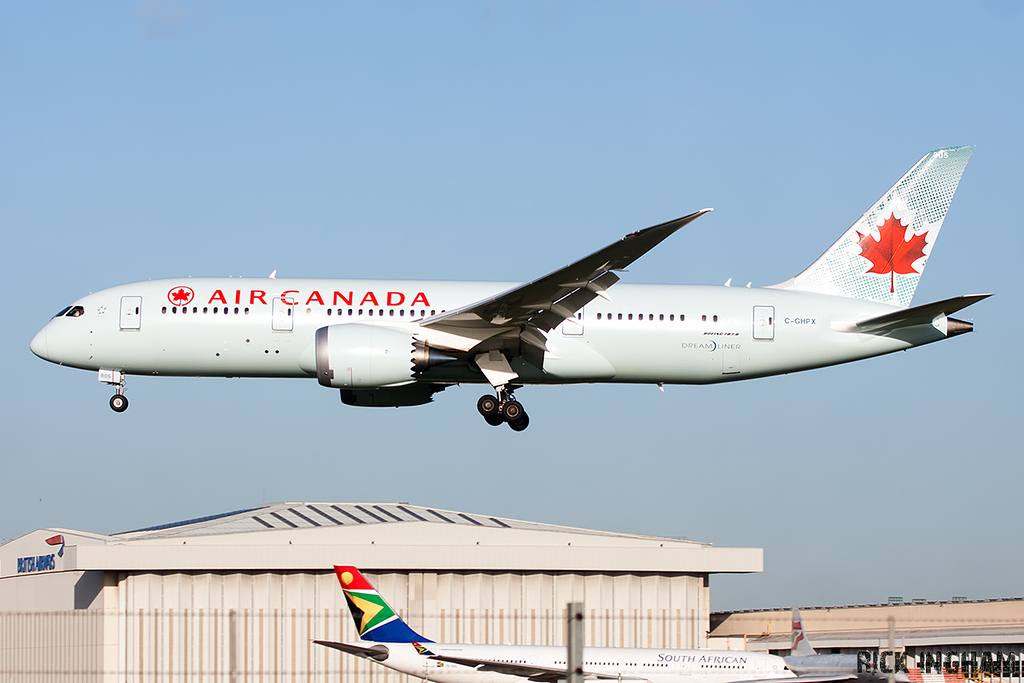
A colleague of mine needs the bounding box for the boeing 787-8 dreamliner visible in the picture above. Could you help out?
[31,147,988,430]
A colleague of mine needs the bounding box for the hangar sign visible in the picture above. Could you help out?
[17,554,56,573]
[16,534,64,573]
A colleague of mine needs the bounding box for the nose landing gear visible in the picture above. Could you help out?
[109,393,129,412]
[477,387,529,431]
[100,370,129,412]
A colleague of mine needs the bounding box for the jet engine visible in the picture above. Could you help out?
[314,324,456,389]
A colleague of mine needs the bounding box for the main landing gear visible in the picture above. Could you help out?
[477,388,530,431]
[100,370,129,412]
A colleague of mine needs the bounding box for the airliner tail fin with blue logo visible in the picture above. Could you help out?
[334,565,432,643]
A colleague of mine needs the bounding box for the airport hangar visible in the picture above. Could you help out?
[0,501,762,682]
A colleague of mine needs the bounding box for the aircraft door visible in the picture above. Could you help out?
[272,297,294,331]
[675,657,691,677]
[561,308,584,336]
[119,296,142,330]
[722,345,740,375]
[752,306,775,340]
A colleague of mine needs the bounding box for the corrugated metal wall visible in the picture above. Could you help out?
[0,570,707,682]
[0,610,106,681]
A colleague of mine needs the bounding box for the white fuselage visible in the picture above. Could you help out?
[358,642,792,683]
[30,277,941,387]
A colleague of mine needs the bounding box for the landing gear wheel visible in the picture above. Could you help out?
[501,399,524,423]
[109,394,129,412]
[477,395,499,418]
[484,413,504,427]
[508,412,530,431]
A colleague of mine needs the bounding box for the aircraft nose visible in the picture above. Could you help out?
[30,326,49,360]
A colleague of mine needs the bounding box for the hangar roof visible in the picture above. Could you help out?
[112,502,709,543]
[0,503,763,578]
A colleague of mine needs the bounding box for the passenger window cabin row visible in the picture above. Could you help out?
[596,312,719,322]
[323,308,438,318]
[159,306,719,322]
[163,306,246,315]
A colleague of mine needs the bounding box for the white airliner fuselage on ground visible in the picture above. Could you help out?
[31,147,989,429]
[317,566,811,683]
[329,641,794,683]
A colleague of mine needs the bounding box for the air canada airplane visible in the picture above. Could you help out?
[31,147,988,430]
[316,566,832,683]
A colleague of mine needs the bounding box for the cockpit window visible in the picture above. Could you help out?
[53,306,73,319]
[65,306,85,318]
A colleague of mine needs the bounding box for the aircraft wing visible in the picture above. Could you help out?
[314,640,390,662]
[417,209,712,358]
[427,654,650,682]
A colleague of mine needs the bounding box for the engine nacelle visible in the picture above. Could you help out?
[315,324,417,389]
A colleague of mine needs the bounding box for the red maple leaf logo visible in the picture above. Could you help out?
[856,213,928,293]
[168,286,194,305]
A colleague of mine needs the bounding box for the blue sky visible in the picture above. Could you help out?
[1,2,1021,611]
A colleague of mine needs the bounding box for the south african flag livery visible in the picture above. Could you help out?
[334,566,432,643]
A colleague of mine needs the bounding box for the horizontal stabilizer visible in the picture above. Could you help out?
[314,641,390,661]
[834,294,991,336]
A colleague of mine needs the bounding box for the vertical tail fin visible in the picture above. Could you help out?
[780,146,973,307]
[334,566,432,643]
[791,607,817,657]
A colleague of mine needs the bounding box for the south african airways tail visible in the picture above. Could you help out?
[333,565,432,643]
